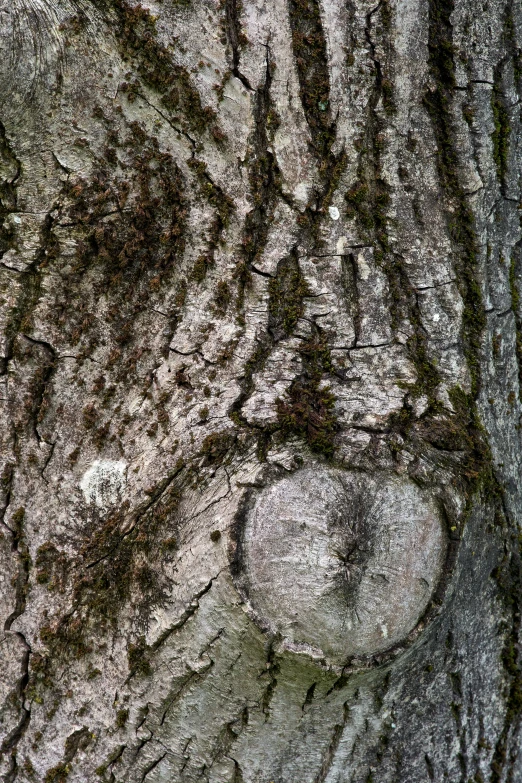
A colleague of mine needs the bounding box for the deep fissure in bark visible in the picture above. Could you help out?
[228,47,302,448]
[1,507,31,782]
[287,0,335,160]
[425,0,522,778]
[424,0,484,395]
[223,0,252,91]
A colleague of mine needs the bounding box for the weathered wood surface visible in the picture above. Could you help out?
[0,0,521,781]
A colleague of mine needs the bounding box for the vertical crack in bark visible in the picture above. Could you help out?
[287,0,347,234]
[302,682,317,711]
[0,463,14,534]
[229,44,283,430]
[239,42,279,291]
[19,334,57,446]
[490,499,522,783]
[5,209,59,375]
[355,1,441,405]
[287,0,335,161]
[342,254,361,348]
[186,150,235,287]
[140,752,166,783]
[509,240,522,399]
[313,701,350,783]
[197,706,249,779]
[230,755,245,783]
[424,0,484,396]
[223,0,253,91]
[490,1,520,199]
[425,753,435,780]
[449,670,468,782]
[0,122,32,782]
[260,644,280,722]
[267,249,309,342]
[1,507,31,782]
[491,62,511,196]
[424,2,521,776]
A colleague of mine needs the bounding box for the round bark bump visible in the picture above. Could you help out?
[237,467,446,664]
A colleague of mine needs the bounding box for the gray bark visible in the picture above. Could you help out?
[0,0,521,781]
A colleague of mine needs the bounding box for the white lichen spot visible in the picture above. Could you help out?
[329,205,340,220]
[336,236,348,254]
[294,182,309,204]
[357,251,371,280]
[80,460,127,509]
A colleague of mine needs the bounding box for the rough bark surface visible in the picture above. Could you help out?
[0,0,521,781]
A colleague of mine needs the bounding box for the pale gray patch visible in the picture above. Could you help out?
[240,466,446,664]
[79,459,127,509]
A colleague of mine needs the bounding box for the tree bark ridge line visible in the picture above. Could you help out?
[0,0,520,781]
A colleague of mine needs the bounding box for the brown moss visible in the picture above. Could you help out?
[212,280,231,316]
[35,543,68,591]
[82,404,98,429]
[287,0,335,159]
[268,253,310,339]
[64,128,187,293]
[191,254,213,283]
[110,0,217,136]
[199,431,235,465]
[127,635,152,676]
[115,708,129,728]
[49,123,188,384]
[44,764,70,783]
[276,336,338,457]
[38,467,183,661]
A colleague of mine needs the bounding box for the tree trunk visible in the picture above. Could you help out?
[0,0,521,780]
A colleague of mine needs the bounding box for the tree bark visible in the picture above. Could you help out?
[0,0,521,781]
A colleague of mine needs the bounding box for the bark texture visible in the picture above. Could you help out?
[0,0,521,781]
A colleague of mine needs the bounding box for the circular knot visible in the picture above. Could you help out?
[234,466,446,665]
